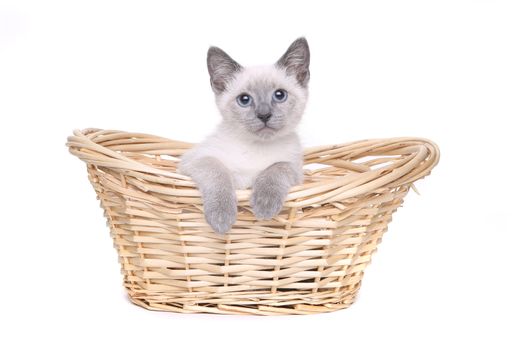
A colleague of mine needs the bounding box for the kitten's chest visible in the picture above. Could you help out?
[219,140,296,189]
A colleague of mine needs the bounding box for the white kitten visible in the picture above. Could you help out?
[179,38,310,234]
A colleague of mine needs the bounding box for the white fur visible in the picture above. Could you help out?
[181,123,303,189]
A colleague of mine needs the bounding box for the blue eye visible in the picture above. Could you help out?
[273,89,287,102]
[236,94,252,107]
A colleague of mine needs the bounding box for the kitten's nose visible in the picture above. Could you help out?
[257,113,272,123]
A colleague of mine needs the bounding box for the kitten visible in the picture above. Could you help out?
[179,37,310,234]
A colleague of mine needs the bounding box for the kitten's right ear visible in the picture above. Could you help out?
[207,46,242,94]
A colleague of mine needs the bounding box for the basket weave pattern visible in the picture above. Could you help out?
[67,129,439,315]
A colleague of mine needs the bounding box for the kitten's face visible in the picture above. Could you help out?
[207,38,310,141]
[217,66,307,140]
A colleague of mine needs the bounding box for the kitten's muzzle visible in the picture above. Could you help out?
[257,113,272,123]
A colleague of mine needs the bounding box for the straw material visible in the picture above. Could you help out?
[67,128,439,315]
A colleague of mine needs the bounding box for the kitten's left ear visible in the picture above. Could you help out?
[276,37,310,87]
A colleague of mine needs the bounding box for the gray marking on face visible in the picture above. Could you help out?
[255,102,271,119]
[228,79,300,140]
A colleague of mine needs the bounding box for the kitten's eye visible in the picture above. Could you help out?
[273,89,288,103]
[236,94,252,107]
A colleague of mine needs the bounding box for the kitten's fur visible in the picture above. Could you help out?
[179,38,310,234]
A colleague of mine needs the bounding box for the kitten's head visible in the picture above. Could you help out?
[207,38,310,141]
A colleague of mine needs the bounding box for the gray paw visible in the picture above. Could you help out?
[250,185,287,220]
[203,189,237,234]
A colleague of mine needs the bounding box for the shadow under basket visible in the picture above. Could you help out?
[67,128,439,315]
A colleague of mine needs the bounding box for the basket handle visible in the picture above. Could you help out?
[66,128,190,180]
[304,137,439,186]
[289,138,440,206]
[375,137,440,187]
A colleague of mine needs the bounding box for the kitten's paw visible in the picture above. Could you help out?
[203,189,238,234]
[250,186,287,220]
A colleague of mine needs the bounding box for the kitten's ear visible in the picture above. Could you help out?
[207,46,242,94]
[276,37,310,86]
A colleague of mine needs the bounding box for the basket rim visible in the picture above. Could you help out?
[67,128,439,207]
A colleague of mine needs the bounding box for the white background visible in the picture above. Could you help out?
[1,1,524,349]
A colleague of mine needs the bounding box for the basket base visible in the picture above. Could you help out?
[125,286,360,316]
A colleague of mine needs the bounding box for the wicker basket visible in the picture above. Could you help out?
[67,128,439,315]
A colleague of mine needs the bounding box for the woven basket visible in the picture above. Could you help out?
[67,128,439,315]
